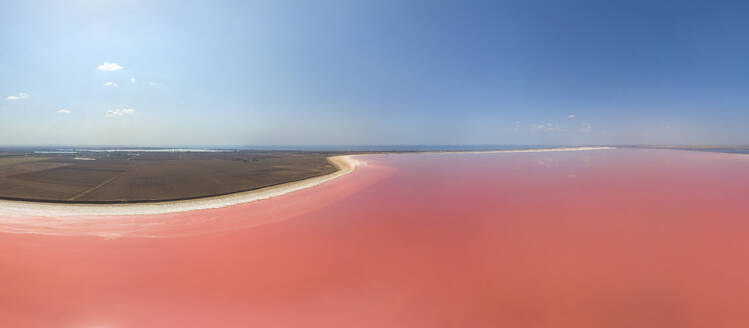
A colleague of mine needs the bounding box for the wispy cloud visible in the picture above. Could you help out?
[147,81,160,87]
[130,78,136,84]
[532,123,560,132]
[579,123,593,133]
[103,82,119,88]
[105,108,135,117]
[568,114,576,119]
[97,62,124,71]
[7,93,30,100]
[57,109,71,114]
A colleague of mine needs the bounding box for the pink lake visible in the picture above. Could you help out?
[2,149,749,327]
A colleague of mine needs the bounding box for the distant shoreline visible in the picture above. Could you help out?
[0,147,614,217]
[624,145,749,155]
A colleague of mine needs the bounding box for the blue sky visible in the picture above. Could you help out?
[1,0,748,146]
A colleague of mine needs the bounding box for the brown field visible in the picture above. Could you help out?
[0,151,338,203]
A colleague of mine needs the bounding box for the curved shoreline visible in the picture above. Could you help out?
[0,147,613,217]
[0,158,347,205]
[0,155,359,217]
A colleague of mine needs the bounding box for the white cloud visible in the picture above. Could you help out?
[579,123,593,133]
[7,92,30,100]
[568,114,576,119]
[105,108,135,117]
[532,122,560,132]
[147,81,160,86]
[57,109,71,114]
[97,62,124,71]
[103,82,119,87]
[130,78,137,84]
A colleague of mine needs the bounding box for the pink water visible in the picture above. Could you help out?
[2,149,749,327]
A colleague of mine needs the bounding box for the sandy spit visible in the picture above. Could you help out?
[0,156,359,217]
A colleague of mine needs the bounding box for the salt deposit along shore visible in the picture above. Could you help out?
[0,155,359,217]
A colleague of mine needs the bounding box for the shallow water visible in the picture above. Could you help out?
[1,149,749,327]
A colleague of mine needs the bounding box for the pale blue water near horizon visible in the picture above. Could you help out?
[3,145,588,153]
[2,145,748,154]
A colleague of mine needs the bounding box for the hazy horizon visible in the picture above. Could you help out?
[3,0,749,146]
[2,144,748,151]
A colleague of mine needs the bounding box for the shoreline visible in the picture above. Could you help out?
[0,147,613,217]
[0,155,359,217]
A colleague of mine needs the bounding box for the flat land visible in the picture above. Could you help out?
[0,150,339,203]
